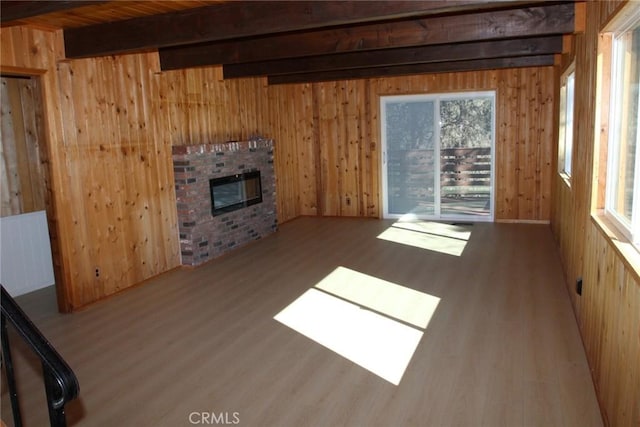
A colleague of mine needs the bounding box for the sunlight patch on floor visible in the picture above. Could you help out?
[377,220,472,256]
[274,267,440,385]
[315,266,439,329]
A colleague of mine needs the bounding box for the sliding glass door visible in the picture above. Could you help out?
[381,92,495,221]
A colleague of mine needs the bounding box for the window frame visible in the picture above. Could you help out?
[558,63,576,183]
[380,91,496,222]
[603,5,640,247]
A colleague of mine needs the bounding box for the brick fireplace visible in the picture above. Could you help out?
[172,137,277,266]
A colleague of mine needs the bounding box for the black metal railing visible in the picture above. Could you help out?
[1,285,79,427]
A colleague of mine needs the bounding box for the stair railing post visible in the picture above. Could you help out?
[1,312,23,427]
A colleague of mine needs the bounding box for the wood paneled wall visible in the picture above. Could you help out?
[163,67,556,223]
[55,54,181,306]
[159,67,266,145]
[269,68,555,222]
[3,9,637,423]
[266,80,378,220]
[1,76,49,217]
[1,26,555,310]
[581,221,640,426]
[0,28,274,309]
[551,0,640,425]
[1,28,182,309]
[0,27,72,310]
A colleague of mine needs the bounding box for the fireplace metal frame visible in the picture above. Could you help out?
[209,170,263,216]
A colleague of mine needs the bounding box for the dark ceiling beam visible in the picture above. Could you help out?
[159,2,575,71]
[223,36,563,79]
[267,55,556,85]
[1,0,108,24]
[63,0,518,58]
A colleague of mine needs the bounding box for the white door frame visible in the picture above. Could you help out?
[380,91,496,222]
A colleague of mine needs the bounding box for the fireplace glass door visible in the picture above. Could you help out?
[210,170,262,216]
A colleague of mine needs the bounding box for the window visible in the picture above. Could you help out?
[558,66,575,179]
[605,8,640,244]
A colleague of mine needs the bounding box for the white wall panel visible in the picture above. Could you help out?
[0,210,54,296]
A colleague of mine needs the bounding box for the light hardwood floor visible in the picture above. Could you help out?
[2,217,602,426]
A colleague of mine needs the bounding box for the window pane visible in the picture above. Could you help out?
[558,76,567,173]
[564,72,575,175]
[439,98,493,217]
[385,101,436,216]
[610,24,640,222]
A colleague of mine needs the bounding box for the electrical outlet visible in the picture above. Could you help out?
[576,277,583,296]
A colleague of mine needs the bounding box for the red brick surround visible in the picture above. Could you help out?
[172,138,277,266]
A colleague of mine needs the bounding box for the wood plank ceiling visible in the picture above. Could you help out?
[1,1,581,84]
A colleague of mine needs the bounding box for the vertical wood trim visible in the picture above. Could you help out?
[593,33,613,211]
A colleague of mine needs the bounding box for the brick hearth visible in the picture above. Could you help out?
[172,138,277,266]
